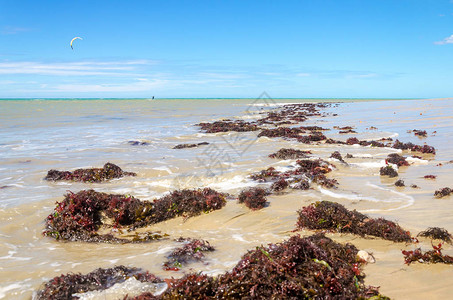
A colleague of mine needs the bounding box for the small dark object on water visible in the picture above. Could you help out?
[163,238,215,271]
[339,129,357,134]
[395,179,405,187]
[423,175,437,179]
[411,129,428,137]
[434,187,452,198]
[268,148,311,159]
[296,201,412,242]
[380,165,398,178]
[410,184,419,189]
[238,187,268,210]
[173,142,209,149]
[45,162,136,183]
[128,140,150,146]
[345,153,354,158]
[402,243,453,265]
[0,185,10,189]
[418,227,453,244]
[35,266,162,300]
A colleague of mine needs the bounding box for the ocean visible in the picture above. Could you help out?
[0,98,452,299]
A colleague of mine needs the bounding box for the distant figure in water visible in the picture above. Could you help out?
[152,96,154,100]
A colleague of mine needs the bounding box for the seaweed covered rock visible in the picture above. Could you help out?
[34,266,162,300]
[196,120,259,133]
[380,165,398,178]
[135,234,387,299]
[395,179,405,187]
[434,187,452,198]
[403,244,453,265]
[330,151,346,163]
[238,187,268,210]
[163,238,215,271]
[386,153,409,167]
[268,148,311,159]
[45,162,136,183]
[418,227,453,244]
[258,126,306,138]
[44,188,227,242]
[296,201,412,242]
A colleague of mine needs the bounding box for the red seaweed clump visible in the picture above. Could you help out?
[410,129,428,137]
[403,243,453,265]
[271,178,289,191]
[238,187,268,210]
[196,120,259,133]
[395,179,405,187]
[392,139,436,154]
[163,238,215,271]
[44,188,227,242]
[417,227,453,244]
[330,151,346,163]
[258,126,306,138]
[268,148,311,159]
[296,201,412,242]
[34,266,162,300]
[134,234,387,299]
[380,165,398,177]
[45,162,136,183]
[386,153,409,167]
[423,174,437,179]
[297,132,327,144]
[249,167,281,182]
[434,187,452,198]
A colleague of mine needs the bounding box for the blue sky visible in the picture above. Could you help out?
[1,0,453,98]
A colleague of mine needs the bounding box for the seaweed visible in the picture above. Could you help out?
[392,139,436,154]
[403,243,453,265]
[128,141,150,146]
[43,188,226,242]
[297,132,327,144]
[395,179,405,187]
[380,165,398,178]
[268,148,311,159]
[133,234,387,299]
[418,227,453,244]
[163,238,215,271]
[271,178,289,191]
[172,142,209,149]
[434,187,452,198]
[44,163,136,183]
[386,153,409,167]
[423,174,437,179]
[196,120,259,133]
[296,201,412,242]
[330,151,346,163]
[238,187,268,210]
[34,266,162,300]
[410,129,428,137]
[249,167,281,182]
[258,127,306,138]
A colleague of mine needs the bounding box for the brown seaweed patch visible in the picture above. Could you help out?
[386,153,409,167]
[380,165,398,178]
[271,178,289,192]
[395,179,405,187]
[249,167,281,182]
[258,127,306,138]
[163,238,215,271]
[418,227,453,244]
[196,120,259,133]
[423,174,437,179]
[392,139,436,154]
[268,148,311,159]
[296,201,412,242]
[35,266,162,300]
[330,151,346,163]
[297,132,327,144]
[44,188,226,242]
[403,244,453,265]
[172,142,209,149]
[132,234,387,299]
[238,187,268,210]
[409,129,428,137]
[434,187,452,198]
[45,162,136,183]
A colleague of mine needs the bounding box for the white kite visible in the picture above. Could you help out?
[70,37,83,50]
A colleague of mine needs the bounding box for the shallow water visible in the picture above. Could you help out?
[0,98,452,299]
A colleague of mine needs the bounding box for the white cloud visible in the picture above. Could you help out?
[434,34,453,45]
[0,60,156,76]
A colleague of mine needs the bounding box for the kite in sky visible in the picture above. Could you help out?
[70,37,83,50]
